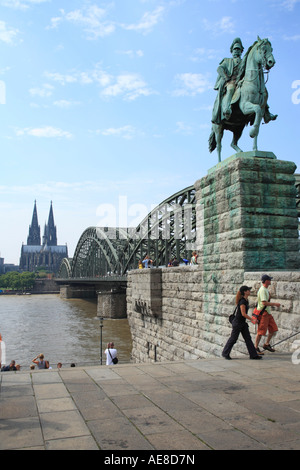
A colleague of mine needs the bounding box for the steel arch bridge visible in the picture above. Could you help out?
[58,185,197,279]
[58,175,300,280]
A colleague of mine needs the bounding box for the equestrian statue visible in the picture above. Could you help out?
[209,36,277,162]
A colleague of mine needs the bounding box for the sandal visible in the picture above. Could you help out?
[256,347,264,355]
[263,344,275,352]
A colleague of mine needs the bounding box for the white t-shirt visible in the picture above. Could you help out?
[0,340,6,366]
[105,348,117,365]
[257,285,271,314]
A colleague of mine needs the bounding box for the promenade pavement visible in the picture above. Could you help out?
[1,352,300,451]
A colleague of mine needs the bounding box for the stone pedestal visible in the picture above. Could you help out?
[97,289,126,319]
[195,153,300,274]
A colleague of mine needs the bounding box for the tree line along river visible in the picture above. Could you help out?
[0,294,132,369]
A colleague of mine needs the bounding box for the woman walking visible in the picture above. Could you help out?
[222,286,262,360]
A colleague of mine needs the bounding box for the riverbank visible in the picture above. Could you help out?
[1,353,300,451]
[0,294,132,367]
[0,278,60,295]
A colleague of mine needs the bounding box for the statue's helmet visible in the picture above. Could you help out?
[230,38,244,53]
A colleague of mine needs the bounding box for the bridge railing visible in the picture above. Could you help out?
[56,275,127,283]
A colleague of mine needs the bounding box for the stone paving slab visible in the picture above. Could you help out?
[1,353,300,451]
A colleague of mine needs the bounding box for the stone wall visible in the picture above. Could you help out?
[31,279,59,294]
[126,153,300,363]
[127,267,300,362]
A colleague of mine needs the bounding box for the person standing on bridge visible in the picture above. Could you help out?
[142,255,152,268]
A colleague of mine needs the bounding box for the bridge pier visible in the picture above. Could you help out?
[97,289,127,319]
[60,285,96,299]
[57,279,128,318]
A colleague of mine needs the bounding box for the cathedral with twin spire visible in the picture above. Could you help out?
[19,201,68,274]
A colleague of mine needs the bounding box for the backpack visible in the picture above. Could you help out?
[251,305,267,325]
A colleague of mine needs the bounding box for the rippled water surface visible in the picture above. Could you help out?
[0,294,132,368]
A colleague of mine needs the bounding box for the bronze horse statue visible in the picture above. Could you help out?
[209,37,277,162]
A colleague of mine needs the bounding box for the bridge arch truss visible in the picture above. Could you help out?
[58,185,197,278]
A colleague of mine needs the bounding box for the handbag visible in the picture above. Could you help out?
[109,349,118,364]
[229,305,239,324]
[251,305,267,325]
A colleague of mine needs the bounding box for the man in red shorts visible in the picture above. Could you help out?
[255,274,281,354]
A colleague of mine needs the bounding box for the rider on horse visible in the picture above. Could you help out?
[212,38,277,126]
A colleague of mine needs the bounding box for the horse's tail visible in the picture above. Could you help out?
[208,129,216,153]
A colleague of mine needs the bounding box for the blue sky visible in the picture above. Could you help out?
[0,0,299,264]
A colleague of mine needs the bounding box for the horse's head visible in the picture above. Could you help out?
[257,36,275,70]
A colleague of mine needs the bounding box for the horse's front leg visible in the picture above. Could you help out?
[249,105,262,142]
[241,102,263,142]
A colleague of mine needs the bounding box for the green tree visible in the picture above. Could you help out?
[0,271,36,291]
[20,272,36,291]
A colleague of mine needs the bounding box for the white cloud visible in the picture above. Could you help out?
[190,47,220,62]
[48,4,165,38]
[122,6,165,34]
[15,126,73,139]
[100,73,154,101]
[44,67,112,87]
[202,16,235,35]
[281,0,300,10]
[175,121,194,135]
[48,16,63,30]
[0,0,49,10]
[47,4,115,39]
[283,34,300,41]
[172,73,211,96]
[29,84,54,97]
[43,71,78,85]
[116,50,144,59]
[44,67,154,101]
[0,20,20,44]
[96,125,140,140]
[53,100,81,108]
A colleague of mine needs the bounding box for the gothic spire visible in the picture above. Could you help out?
[45,201,57,246]
[27,200,41,246]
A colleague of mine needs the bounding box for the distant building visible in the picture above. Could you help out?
[19,201,68,274]
[0,258,4,275]
[3,264,19,273]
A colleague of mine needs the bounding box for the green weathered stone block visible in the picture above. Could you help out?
[195,154,300,272]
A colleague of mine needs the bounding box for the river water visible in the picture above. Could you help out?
[0,294,132,369]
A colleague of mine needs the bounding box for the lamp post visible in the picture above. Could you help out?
[99,316,104,365]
